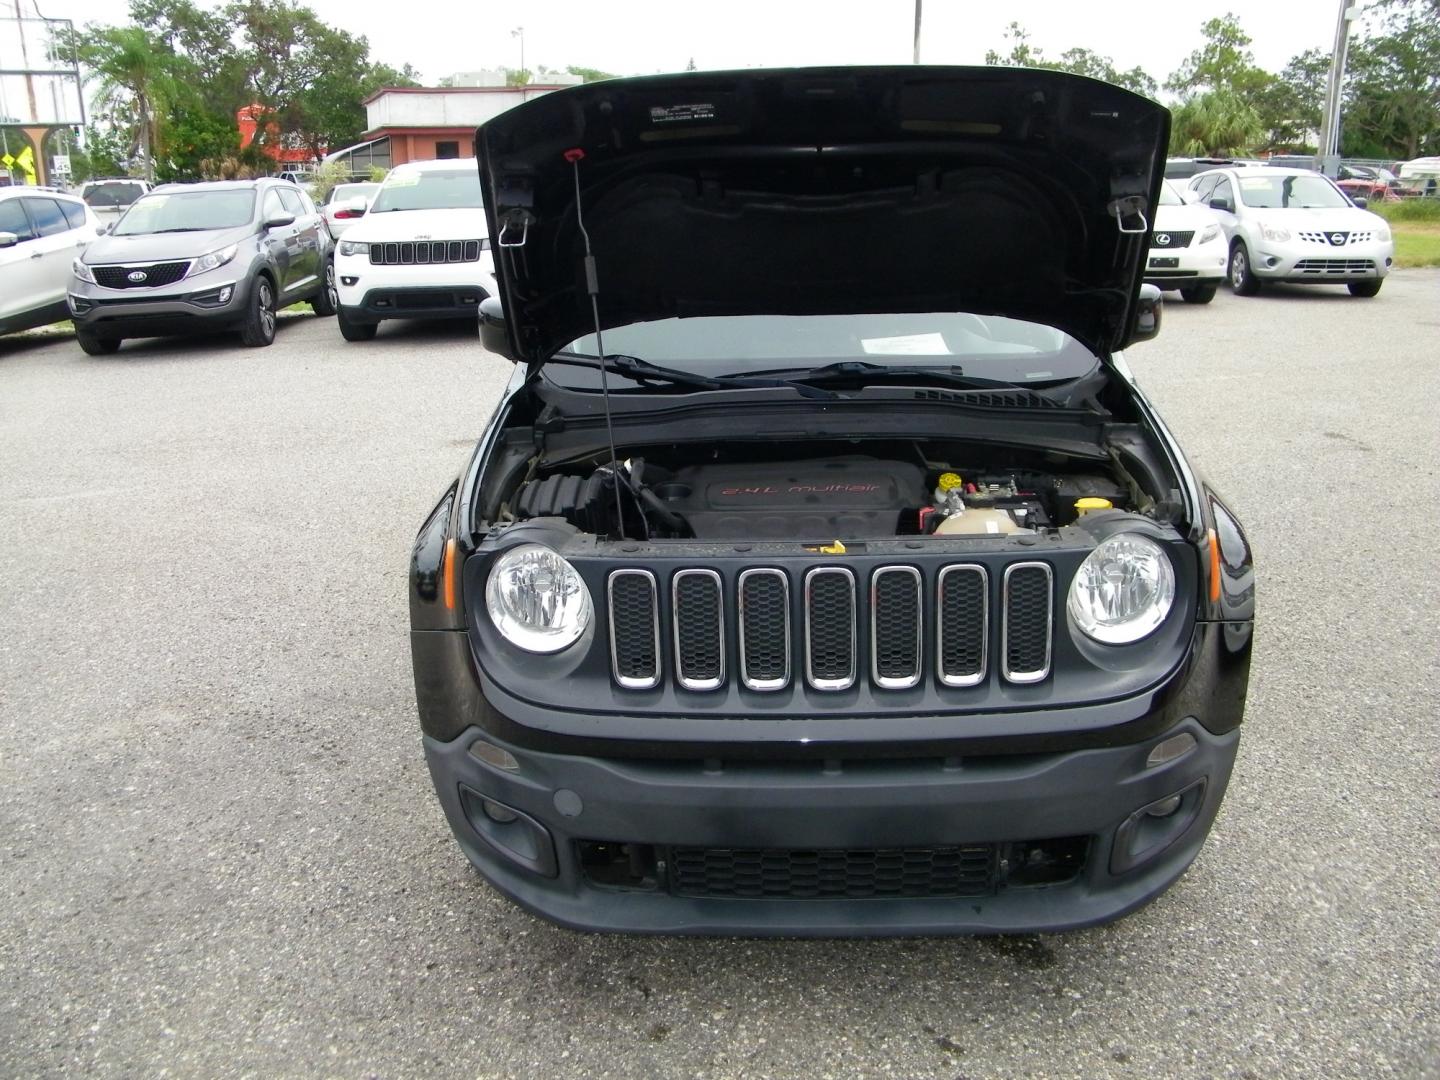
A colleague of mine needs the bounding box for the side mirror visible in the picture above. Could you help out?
[264,212,296,230]
[1129,284,1163,346]
[0,231,17,249]
[479,295,515,360]
[1208,197,1234,213]
[1351,196,1367,209]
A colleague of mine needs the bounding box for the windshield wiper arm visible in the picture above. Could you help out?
[747,361,1032,392]
[149,227,209,233]
[550,352,836,398]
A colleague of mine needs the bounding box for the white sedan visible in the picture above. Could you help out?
[1143,180,1229,304]
[320,181,379,239]
[1187,167,1395,298]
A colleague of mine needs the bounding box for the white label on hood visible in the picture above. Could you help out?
[860,333,949,355]
[649,103,717,123]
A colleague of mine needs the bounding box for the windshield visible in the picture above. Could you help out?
[83,182,145,208]
[1237,175,1350,209]
[556,313,1098,386]
[1159,181,1184,206]
[368,169,483,213]
[113,190,255,235]
[331,183,378,205]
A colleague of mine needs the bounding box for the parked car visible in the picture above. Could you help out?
[1164,157,1264,180]
[408,67,1255,937]
[1335,164,1389,202]
[332,157,494,341]
[0,186,106,336]
[76,177,152,227]
[1144,181,1228,303]
[320,181,380,238]
[1186,166,1394,297]
[68,178,335,354]
[1396,157,1440,197]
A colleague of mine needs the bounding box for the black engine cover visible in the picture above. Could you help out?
[658,457,925,540]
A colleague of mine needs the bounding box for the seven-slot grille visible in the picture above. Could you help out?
[92,261,190,289]
[605,563,1052,691]
[368,240,484,265]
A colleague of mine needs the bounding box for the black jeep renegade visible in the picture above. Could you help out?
[408,67,1254,936]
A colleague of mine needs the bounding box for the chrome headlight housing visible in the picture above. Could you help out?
[338,240,369,256]
[71,258,96,284]
[186,242,239,278]
[1067,533,1176,645]
[1198,223,1221,244]
[485,544,592,653]
[1260,223,1291,243]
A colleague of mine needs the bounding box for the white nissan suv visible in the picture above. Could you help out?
[1187,166,1394,298]
[332,158,496,341]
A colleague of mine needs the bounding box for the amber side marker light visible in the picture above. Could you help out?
[1206,529,1221,603]
[443,538,459,610]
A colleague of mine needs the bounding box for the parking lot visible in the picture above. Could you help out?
[2,272,1438,1079]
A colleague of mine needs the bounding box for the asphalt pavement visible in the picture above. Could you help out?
[2,273,1438,1079]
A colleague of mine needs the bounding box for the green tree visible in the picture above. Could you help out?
[1169,90,1263,156]
[1343,0,1440,158]
[984,23,1156,97]
[505,67,533,87]
[1165,13,1270,97]
[567,65,618,83]
[63,26,184,180]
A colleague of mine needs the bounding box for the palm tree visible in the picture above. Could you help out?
[1170,90,1264,157]
[69,27,180,181]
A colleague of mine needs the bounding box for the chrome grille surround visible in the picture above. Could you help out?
[936,564,989,687]
[737,568,790,691]
[606,569,660,689]
[672,569,725,690]
[870,566,923,690]
[1001,562,1054,684]
[804,567,857,691]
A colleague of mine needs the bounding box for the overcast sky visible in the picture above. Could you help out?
[43,0,1346,95]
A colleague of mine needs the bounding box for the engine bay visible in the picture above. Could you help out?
[504,439,1154,542]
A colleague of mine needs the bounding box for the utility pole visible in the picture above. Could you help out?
[511,26,525,79]
[912,0,922,64]
[1320,0,1360,176]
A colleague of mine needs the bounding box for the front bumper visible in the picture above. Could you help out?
[1251,239,1394,282]
[69,275,251,336]
[417,615,1249,936]
[424,717,1237,936]
[1143,234,1228,287]
[334,254,495,323]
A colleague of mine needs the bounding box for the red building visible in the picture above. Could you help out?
[237,105,317,164]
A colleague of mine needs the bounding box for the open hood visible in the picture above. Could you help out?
[476,66,1169,369]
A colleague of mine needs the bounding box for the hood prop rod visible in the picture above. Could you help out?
[567,147,632,539]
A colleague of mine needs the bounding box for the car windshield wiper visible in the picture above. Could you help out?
[147,227,211,233]
[549,352,837,398]
[740,360,1036,392]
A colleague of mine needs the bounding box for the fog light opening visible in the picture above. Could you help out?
[218,285,233,304]
[481,798,518,824]
[341,275,358,286]
[1146,794,1183,818]
[1146,731,1197,768]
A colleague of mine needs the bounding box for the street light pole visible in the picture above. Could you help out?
[1320,0,1360,176]
[511,26,525,78]
[913,0,922,64]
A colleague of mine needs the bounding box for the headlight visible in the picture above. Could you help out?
[485,544,592,653]
[186,242,239,277]
[339,240,369,256]
[1260,223,1291,243]
[1198,224,1221,244]
[1067,533,1176,645]
[72,258,96,284]
[1375,224,1391,243]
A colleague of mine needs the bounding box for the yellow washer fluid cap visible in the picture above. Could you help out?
[1075,497,1113,515]
[938,472,963,491]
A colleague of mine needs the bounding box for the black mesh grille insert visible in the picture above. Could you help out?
[739,571,788,688]
[673,571,723,688]
[93,261,190,289]
[872,569,920,685]
[1004,564,1052,680]
[669,844,997,899]
[806,570,855,686]
[939,567,986,684]
[608,572,658,687]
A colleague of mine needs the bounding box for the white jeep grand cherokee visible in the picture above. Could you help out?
[333,157,496,341]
